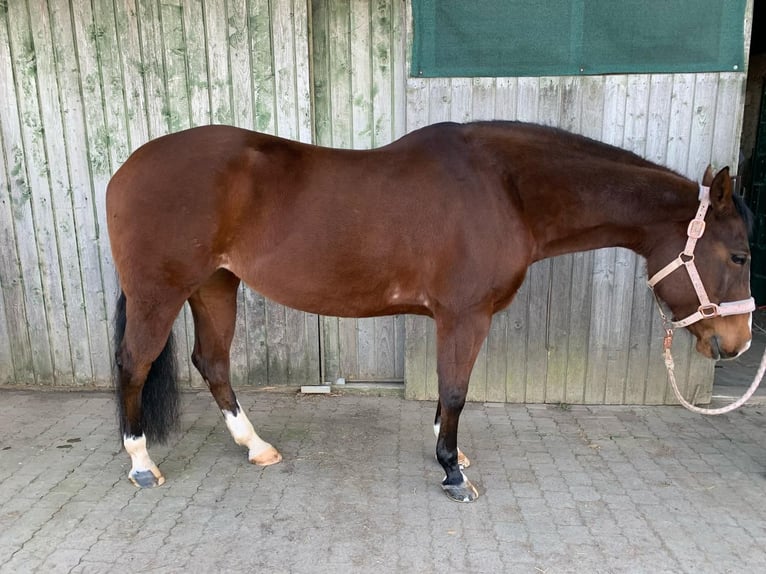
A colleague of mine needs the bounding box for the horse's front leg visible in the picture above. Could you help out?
[434,310,491,502]
[433,402,471,469]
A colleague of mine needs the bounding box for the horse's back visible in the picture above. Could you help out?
[106,123,532,317]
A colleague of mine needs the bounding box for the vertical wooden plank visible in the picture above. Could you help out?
[505,280,529,402]
[136,0,169,137]
[471,78,495,121]
[565,251,592,404]
[712,73,745,170]
[7,0,72,384]
[687,73,719,179]
[579,76,605,139]
[243,287,269,385]
[448,78,472,123]
[427,78,450,123]
[544,254,573,404]
[0,276,12,383]
[357,316,376,377]
[665,74,695,174]
[0,0,51,384]
[390,0,407,139]
[160,1,189,133]
[350,0,371,145]
[229,0,253,128]
[516,78,539,122]
[393,313,405,378]
[293,0,312,141]
[524,259,550,403]
[327,0,352,145]
[311,0,331,143]
[537,77,561,126]
[0,129,30,383]
[584,248,614,403]
[271,0,298,139]
[338,317,359,377]
[484,312,507,402]
[645,75,673,166]
[371,0,393,146]
[321,312,340,382]
[184,0,211,127]
[404,315,427,399]
[494,77,518,119]
[48,0,119,384]
[204,0,233,126]
[424,317,438,399]
[29,0,93,385]
[375,316,396,379]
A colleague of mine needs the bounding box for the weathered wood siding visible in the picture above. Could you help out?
[0,0,317,387]
[0,0,753,404]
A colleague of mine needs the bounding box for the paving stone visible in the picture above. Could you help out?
[1,389,766,573]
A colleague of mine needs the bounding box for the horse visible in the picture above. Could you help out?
[106,121,754,502]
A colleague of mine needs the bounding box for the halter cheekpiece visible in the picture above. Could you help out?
[647,184,755,329]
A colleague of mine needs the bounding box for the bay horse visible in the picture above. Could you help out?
[107,121,754,502]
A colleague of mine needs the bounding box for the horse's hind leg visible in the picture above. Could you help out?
[189,269,282,466]
[116,293,185,488]
[434,309,491,502]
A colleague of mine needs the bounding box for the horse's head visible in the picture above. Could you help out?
[648,167,754,360]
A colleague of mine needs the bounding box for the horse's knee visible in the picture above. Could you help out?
[440,387,467,412]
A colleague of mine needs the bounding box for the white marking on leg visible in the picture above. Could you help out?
[433,422,440,438]
[124,434,164,484]
[223,403,273,460]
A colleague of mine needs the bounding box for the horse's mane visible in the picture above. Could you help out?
[469,120,754,236]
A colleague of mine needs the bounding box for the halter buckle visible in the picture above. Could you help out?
[687,218,705,239]
[698,304,719,319]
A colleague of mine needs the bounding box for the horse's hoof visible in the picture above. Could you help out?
[441,478,479,503]
[129,468,165,488]
[250,445,282,466]
[457,448,471,469]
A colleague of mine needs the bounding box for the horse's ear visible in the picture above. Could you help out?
[709,166,733,214]
[702,165,715,187]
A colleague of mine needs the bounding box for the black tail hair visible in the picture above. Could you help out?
[114,291,180,444]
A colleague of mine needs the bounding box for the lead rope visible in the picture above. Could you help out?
[656,302,766,415]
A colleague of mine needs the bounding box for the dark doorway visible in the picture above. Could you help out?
[744,0,766,303]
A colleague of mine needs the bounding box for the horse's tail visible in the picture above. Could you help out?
[113,291,180,444]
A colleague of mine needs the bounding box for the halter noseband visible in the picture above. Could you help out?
[647,184,755,329]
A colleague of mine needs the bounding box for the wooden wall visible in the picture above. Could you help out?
[0,0,754,404]
[0,0,318,387]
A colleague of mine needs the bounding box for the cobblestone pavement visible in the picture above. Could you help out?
[1,388,766,573]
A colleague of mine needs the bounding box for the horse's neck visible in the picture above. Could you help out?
[523,168,698,261]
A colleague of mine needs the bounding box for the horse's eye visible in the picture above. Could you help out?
[731,253,749,265]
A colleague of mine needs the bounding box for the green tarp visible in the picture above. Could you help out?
[412,0,746,78]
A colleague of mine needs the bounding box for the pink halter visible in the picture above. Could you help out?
[647,185,755,329]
